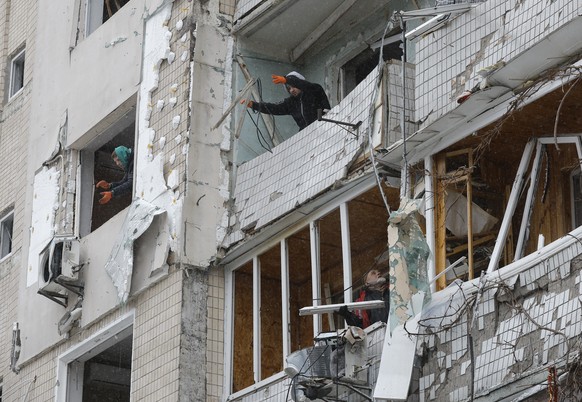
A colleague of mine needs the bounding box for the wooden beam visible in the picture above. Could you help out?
[211,77,256,130]
[435,153,447,290]
[290,0,358,62]
[446,234,496,257]
[235,55,283,145]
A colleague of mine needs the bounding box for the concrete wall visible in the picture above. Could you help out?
[415,0,580,129]
[182,0,232,269]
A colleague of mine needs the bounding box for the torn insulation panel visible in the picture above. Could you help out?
[134,0,184,258]
[104,199,165,302]
[388,198,431,333]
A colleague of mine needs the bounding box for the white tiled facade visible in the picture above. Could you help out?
[417,233,582,400]
[415,0,580,128]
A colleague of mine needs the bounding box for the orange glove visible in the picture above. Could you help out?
[240,99,253,108]
[96,180,111,190]
[272,75,286,85]
[99,191,113,204]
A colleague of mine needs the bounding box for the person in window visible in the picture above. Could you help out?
[241,71,331,131]
[95,146,133,204]
[337,269,389,329]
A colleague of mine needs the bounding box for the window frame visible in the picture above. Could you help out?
[7,48,25,100]
[55,312,134,402]
[81,0,132,38]
[224,179,377,398]
[76,105,136,237]
[0,210,14,261]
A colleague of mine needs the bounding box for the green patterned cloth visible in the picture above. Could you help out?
[388,198,431,333]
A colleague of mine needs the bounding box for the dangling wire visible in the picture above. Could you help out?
[246,78,275,153]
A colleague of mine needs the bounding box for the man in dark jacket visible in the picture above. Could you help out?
[95,146,134,204]
[242,71,331,131]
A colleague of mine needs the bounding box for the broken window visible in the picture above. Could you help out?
[571,168,582,228]
[433,149,501,285]
[85,0,131,36]
[0,210,13,260]
[431,132,582,287]
[65,325,133,401]
[7,48,25,100]
[340,32,402,99]
[228,184,398,395]
[78,107,135,236]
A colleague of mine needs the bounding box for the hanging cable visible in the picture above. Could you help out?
[245,78,274,153]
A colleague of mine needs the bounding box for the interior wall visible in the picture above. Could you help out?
[524,144,578,255]
[259,245,283,380]
[288,227,313,352]
[233,262,253,392]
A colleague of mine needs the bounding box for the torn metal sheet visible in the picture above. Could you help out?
[387,198,431,333]
[104,198,165,302]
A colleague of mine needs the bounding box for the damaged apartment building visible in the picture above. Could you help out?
[1,1,582,402]
[218,0,582,401]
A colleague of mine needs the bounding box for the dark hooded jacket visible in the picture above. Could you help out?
[251,74,331,130]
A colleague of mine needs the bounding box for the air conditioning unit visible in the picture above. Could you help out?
[285,327,369,401]
[37,237,83,307]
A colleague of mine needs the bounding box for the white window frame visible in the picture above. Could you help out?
[76,105,136,237]
[224,179,377,399]
[0,210,14,261]
[55,311,134,402]
[7,48,25,100]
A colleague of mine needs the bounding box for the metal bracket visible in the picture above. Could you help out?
[317,109,362,131]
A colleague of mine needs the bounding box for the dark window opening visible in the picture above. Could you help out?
[0,211,13,260]
[572,169,582,229]
[82,333,132,402]
[79,105,136,237]
[102,0,131,24]
[90,129,134,233]
[86,0,132,36]
[341,36,402,98]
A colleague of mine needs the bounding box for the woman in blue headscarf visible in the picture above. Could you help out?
[95,146,134,204]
